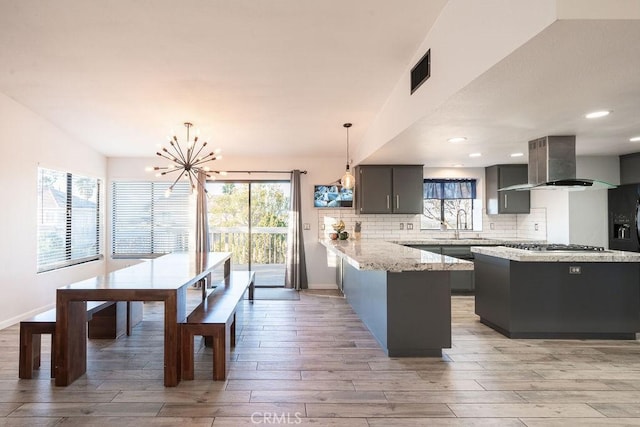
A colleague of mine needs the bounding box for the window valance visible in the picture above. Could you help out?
[423,179,477,200]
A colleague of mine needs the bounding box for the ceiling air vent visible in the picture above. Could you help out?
[410,49,430,94]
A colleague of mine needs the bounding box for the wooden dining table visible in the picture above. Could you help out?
[54,251,231,387]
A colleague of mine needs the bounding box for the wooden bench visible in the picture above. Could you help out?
[18,300,135,379]
[181,271,255,381]
[87,301,143,339]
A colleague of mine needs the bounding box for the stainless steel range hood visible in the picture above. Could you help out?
[499,135,616,191]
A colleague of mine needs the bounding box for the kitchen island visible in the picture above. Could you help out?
[397,238,541,292]
[471,246,640,339]
[321,239,473,356]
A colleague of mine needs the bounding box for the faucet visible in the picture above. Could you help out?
[455,209,468,239]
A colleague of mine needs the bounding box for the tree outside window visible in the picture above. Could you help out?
[37,168,101,272]
[421,179,477,230]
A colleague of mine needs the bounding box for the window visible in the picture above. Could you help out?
[111,182,191,257]
[37,168,101,272]
[421,179,477,230]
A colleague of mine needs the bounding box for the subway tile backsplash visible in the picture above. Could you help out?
[317,208,547,241]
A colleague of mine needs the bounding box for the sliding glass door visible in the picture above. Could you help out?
[207,181,290,287]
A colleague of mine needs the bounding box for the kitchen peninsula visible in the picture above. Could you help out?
[472,245,640,339]
[321,239,473,357]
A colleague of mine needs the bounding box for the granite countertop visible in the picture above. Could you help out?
[321,239,474,272]
[471,246,640,262]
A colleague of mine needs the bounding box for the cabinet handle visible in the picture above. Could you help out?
[386,195,390,210]
[396,195,400,210]
[504,194,508,209]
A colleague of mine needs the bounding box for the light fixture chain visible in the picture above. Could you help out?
[340,122,355,190]
[346,125,350,166]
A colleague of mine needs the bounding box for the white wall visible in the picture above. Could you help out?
[532,155,618,246]
[0,93,107,328]
[569,156,619,247]
[532,190,570,243]
[107,155,346,288]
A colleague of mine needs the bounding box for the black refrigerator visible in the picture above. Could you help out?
[608,183,640,252]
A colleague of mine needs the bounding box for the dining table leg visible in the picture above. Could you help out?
[54,295,87,386]
[163,288,187,387]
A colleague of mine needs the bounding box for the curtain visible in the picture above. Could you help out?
[423,179,476,199]
[195,170,211,285]
[285,170,308,290]
[195,170,210,254]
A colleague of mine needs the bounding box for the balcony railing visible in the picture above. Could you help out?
[209,227,288,265]
[209,227,288,287]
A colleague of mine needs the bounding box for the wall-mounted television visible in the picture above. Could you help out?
[314,184,353,208]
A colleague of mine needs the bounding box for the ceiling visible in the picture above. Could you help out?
[0,0,446,159]
[364,19,640,167]
[1,1,639,168]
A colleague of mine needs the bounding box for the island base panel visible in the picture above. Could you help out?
[479,318,636,340]
[475,253,640,339]
[343,264,451,357]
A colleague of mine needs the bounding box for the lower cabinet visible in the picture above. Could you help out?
[410,245,475,292]
[450,270,474,293]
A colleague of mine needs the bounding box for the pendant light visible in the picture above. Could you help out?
[340,122,355,189]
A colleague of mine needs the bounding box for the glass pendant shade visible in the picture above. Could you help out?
[341,167,355,189]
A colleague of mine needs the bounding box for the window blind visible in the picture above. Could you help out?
[37,168,101,272]
[111,182,191,257]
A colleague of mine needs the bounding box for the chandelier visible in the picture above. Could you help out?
[146,122,225,196]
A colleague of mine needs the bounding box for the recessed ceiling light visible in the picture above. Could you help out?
[585,110,611,119]
[452,164,464,168]
[510,152,524,157]
[469,152,482,158]
[447,137,467,143]
[630,136,640,142]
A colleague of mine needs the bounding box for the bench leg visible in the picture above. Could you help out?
[230,314,236,348]
[127,301,144,336]
[19,323,56,380]
[249,279,255,303]
[19,328,35,379]
[181,325,195,380]
[213,324,231,381]
[49,334,56,378]
[33,334,41,370]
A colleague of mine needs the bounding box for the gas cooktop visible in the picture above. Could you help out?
[504,243,606,252]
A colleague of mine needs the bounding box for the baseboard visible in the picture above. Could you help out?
[0,303,56,330]
[307,283,339,290]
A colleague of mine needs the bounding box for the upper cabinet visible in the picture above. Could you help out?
[485,164,530,214]
[620,152,640,185]
[355,165,424,214]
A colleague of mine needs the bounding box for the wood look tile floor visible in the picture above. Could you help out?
[1,290,640,426]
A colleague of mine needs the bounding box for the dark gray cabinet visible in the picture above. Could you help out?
[620,152,640,185]
[355,165,423,214]
[409,245,475,292]
[485,164,530,214]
